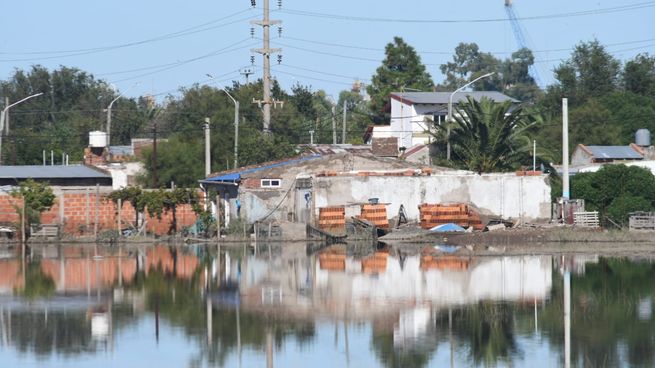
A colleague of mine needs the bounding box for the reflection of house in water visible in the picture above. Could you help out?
[0,259,24,293]
[230,253,552,316]
[0,245,201,295]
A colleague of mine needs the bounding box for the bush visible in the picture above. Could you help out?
[572,165,655,224]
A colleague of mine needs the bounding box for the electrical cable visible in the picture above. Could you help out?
[279,2,655,24]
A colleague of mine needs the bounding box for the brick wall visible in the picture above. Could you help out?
[0,192,200,236]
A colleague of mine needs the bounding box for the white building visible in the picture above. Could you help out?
[386,91,519,149]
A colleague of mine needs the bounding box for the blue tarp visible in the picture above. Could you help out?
[434,245,460,253]
[206,172,241,182]
[429,223,466,232]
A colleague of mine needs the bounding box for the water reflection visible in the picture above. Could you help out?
[0,244,653,367]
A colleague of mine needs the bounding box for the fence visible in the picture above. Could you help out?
[573,211,600,228]
[629,212,655,231]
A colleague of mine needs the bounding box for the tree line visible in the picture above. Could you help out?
[1,38,654,187]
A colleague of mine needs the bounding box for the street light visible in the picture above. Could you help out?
[206,74,240,168]
[446,72,495,160]
[0,92,44,165]
[106,83,139,147]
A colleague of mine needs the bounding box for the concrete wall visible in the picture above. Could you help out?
[232,154,427,224]
[314,173,552,222]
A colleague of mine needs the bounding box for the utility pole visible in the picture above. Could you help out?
[251,0,282,135]
[152,122,158,188]
[204,117,211,177]
[562,98,569,199]
[342,100,347,144]
[4,97,8,135]
[240,67,254,83]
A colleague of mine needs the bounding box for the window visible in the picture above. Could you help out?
[261,178,282,188]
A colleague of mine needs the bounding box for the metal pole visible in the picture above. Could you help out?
[234,101,240,168]
[205,118,211,177]
[342,100,347,144]
[0,92,43,165]
[51,150,54,166]
[106,103,113,146]
[332,104,336,144]
[309,130,314,145]
[564,270,571,368]
[533,140,536,171]
[562,98,569,199]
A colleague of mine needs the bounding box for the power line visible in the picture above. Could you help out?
[283,35,655,56]
[279,2,655,24]
[0,9,255,61]
[108,39,256,84]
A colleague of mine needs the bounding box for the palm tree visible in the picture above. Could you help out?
[437,96,537,174]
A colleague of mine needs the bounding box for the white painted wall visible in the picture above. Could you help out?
[390,99,438,148]
[314,173,552,222]
[97,162,144,189]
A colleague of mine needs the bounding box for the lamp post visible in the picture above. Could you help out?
[106,83,139,147]
[446,72,495,161]
[206,75,240,168]
[0,92,44,165]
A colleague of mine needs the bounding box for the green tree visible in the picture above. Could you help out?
[623,53,655,97]
[10,179,56,228]
[368,37,434,124]
[549,40,621,104]
[432,97,537,173]
[0,65,145,164]
[440,43,503,91]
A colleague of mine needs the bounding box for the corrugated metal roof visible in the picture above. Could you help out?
[301,144,372,155]
[203,155,322,183]
[108,145,134,156]
[390,91,520,105]
[0,165,110,179]
[586,146,643,160]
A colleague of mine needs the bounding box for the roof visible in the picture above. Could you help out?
[0,165,111,180]
[202,155,323,183]
[390,91,520,105]
[581,145,643,160]
[108,145,134,156]
[300,144,372,155]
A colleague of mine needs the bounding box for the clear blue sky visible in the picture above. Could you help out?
[0,0,651,101]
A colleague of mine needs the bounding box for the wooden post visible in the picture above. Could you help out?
[58,193,65,227]
[21,201,25,252]
[254,222,258,256]
[215,194,221,241]
[85,188,90,233]
[94,184,99,238]
[117,198,122,238]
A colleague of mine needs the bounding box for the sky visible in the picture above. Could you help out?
[0,0,652,101]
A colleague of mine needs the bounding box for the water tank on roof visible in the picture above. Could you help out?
[89,131,108,148]
[636,129,651,147]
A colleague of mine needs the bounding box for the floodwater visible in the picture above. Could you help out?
[0,243,653,368]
